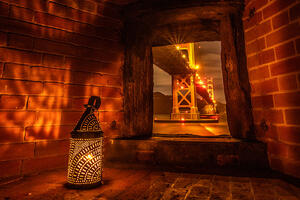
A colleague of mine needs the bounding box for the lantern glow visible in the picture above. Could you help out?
[67,96,103,189]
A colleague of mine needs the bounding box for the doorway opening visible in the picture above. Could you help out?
[152,42,230,137]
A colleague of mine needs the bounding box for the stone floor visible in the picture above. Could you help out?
[0,168,299,200]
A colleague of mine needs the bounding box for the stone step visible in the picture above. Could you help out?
[104,137,269,170]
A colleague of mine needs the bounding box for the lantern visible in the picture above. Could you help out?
[67,96,103,188]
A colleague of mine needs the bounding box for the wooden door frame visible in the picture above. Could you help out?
[122,6,255,140]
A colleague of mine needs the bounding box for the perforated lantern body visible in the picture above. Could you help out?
[67,96,103,188]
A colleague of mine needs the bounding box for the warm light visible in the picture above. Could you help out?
[182,54,186,58]
[86,154,93,160]
[67,96,103,189]
[195,65,199,69]
[176,45,180,50]
[202,85,206,88]
[181,86,184,89]
[198,80,204,85]
[181,118,185,121]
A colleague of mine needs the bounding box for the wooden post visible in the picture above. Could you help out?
[220,13,255,140]
[123,20,153,138]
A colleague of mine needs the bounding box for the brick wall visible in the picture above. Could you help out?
[244,0,300,178]
[0,0,124,179]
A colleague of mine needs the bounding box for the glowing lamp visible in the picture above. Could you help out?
[182,54,186,58]
[176,45,180,50]
[67,96,103,189]
[195,65,199,69]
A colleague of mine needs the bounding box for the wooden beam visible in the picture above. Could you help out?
[220,13,255,140]
[152,20,220,46]
[123,21,153,138]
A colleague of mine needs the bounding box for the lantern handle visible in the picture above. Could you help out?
[87,96,101,110]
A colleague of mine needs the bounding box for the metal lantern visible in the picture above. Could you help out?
[67,96,103,188]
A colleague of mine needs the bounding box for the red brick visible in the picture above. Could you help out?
[28,96,72,109]
[100,111,124,123]
[7,33,34,50]
[9,0,48,12]
[72,98,89,110]
[278,126,300,143]
[0,17,41,38]
[253,109,284,124]
[249,65,270,81]
[0,143,34,161]
[76,47,123,63]
[289,2,300,21]
[25,125,72,141]
[247,48,275,68]
[278,74,298,90]
[0,2,9,17]
[34,12,74,31]
[101,98,123,110]
[287,144,300,161]
[0,95,26,110]
[35,140,70,157]
[3,63,30,79]
[35,111,62,125]
[0,31,6,46]
[270,56,300,76]
[78,0,97,13]
[49,0,97,13]
[61,111,83,124]
[0,47,42,64]
[245,20,272,43]
[296,38,300,54]
[30,66,65,82]
[34,38,76,56]
[263,0,296,19]
[244,11,263,31]
[101,87,122,97]
[274,91,300,107]
[65,84,101,97]
[247,54,259,68]
[268,141,289,157]
[266,22,300,47]
[252,78,279,94]
[10,5,34,22]
[272,11,289,30]
[252,95,274,108]
[0,111,36,127]
[285,109,300,125]
[0,79,43,95]
[0,160,21,178]
[43,83,65,97]
[67,71,94,85]
[246,37,266,55]
[98,2,122,19]
[92,74,122,86]
[269,156,300,178]
[0,127,24,143]
[42,54,64,68]
[101,123,122,138]
[275,41,295,60]
[21,155,68,174]
[49,2,121,28]
[69,33,123,52]
[65,57,122,74]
